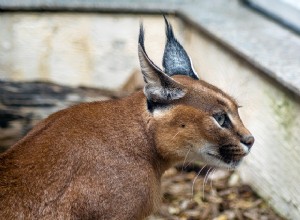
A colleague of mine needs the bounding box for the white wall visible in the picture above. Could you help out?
[0,14,182,91]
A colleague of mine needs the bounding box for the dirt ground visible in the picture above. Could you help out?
[148,164,285,220]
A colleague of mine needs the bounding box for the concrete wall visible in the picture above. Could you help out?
[185,26,300,219]
[0,13,183,91]
[1,12,299,219]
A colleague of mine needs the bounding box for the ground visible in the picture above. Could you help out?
[148,164,284,220]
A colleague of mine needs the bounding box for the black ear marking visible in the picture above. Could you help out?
[162,16,199,80]
[139,23,145,50]
[146,99,169,113]
[138,22,187,106]
[139,23,163,74]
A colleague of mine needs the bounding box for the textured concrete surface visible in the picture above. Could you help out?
[0,14,182,90]
[180,0,300,97]
[245,0,300,33]
[1,0,299,97]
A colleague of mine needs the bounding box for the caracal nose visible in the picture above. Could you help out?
[241,135,255,149]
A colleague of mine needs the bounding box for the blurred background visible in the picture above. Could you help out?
[0,0,300,219]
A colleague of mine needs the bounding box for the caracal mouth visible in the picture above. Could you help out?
[193,150,242,170]
[188,144,245,170]
[205,152,242,169]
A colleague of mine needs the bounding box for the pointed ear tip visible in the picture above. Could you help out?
[163,16,174,40]
[163,14,168,23]
[138,24,145,49]
[139,24,144,34]
[139,22,144,29]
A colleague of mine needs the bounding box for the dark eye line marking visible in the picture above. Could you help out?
[217,98,239,109]
[217,99,226,107]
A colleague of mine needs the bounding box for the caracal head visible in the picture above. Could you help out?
[138,17,254,169]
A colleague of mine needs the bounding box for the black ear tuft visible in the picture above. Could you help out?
[139,23,146,52]
[138,22,187,104]
[163,15,175,40]
[139,22,163,74]
[162,16,199,80]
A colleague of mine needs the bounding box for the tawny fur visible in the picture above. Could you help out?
[0,93,162,219]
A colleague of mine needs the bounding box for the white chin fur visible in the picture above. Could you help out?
[201,154,241,170]
[189,143,241,170]
[240,143,250,154]
[194,147,240,170]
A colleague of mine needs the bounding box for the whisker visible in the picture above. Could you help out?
[181,148,191,173]
[191,164,207,198]
[202,167,213,200]
[184,159,195,169]
[210,168,216,190]
[171,131,180,140]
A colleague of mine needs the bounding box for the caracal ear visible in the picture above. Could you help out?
[162,16,199,80]
[138,23,187,103]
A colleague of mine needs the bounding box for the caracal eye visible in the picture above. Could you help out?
[213,113,226,127]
